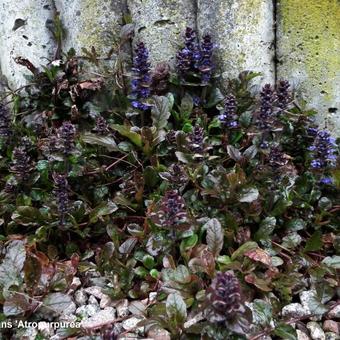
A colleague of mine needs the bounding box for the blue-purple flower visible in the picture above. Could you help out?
[150,190,188,230]
[218,94,238,128]
[0,103,11,139]
[199,34,214,84]
[130,42,151,111]
[320,177,333,185]
[276,80,291,112]
[176,28,214,84]
[206,271,245,323]
[57,121,76,155]
[188,125,205,153]
[258,84,276,129]
[268,146,289,168]
[93,116,109,135]
[176,27,199,76]
[10,147,32,181]
[309,130,337,170]
[53,172,70,225]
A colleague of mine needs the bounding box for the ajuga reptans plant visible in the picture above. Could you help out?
[0,23,338,340]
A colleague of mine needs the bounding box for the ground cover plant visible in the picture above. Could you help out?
[0,18,339,340]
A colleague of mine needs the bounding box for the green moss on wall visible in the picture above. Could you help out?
[279,0,340,102]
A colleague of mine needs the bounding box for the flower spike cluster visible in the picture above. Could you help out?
[276,80,291,112]
[10,147,31,181]
[176,27,199,75]
[93,116,109,135]
[0,103,11,139]
[199,34,214,84]
[309,129,337,170]
[150,190,187,230]
[206,271,245,323]
[57,121,76,155]
[53,173,70,225]
[188,125,205,153]
[258,84,276,129]
[176,28,214,83]
[130,42,151,111]
[218,94,238,128]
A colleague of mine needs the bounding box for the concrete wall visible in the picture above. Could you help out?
[0,0,339,134]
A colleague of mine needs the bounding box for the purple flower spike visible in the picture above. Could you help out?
[199,34,214,84]
[130,42,151,111]
[219,94,238,129]
[309,129,337,170]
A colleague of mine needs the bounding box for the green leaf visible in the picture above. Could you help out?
[227,145,242,161]
[254,217,276,241]
[3,292,32,316]
[144,166,159,188]
[205,218,224,257]
[151,95,171,130]
[251,299,272,326]
[180,93,194,117]
[0,240,26,288]
[166,293,187,325]
[142,255,155,270]
[205,87,224,108]
[286,218,306,231]
[111,124,142,147]
[304,230,322,252]
[24,255,42,290]
[89,200,118,223]
[231,241,258,261]
[180,234,198,251]
[42,293,73,314]
[82,133,117,151]
[305,292,328,315]
[282,232,302,249]
[11,206,44,226]
[119,238,137,255]
[273,323,297,340]
[239,187,259,203]
[321,255,340,269]
[172,265,191,284]
[36,160,49,172]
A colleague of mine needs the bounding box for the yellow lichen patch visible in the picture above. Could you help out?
[75,0,121,54]
[278,0,340,103]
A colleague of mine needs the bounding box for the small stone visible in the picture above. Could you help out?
[118,334,139,340]
[300,290,315,314]
[17,327,39,340]
[100,294,113,309]
[307,321,326,340]
[84,286,104,299]
[323,321,339,334]
[63,301,77,315]
[81,307,116,330]
[297,330,311,340]
[148,292,157,303]
[74,289,88,306]
[37,321,55,338]
[88,295,99,306]
[325,332,340,340]
[147,327,171,340]
[76,304,99,318]
[69,277,81,291]
[121,316,144,332]
[59,313,77,323]
[76,305,89,318]
[116,299,129,317]
[328,305,340,319]
[282,303,309,318]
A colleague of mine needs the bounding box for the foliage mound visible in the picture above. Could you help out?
[0,22,339,339]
